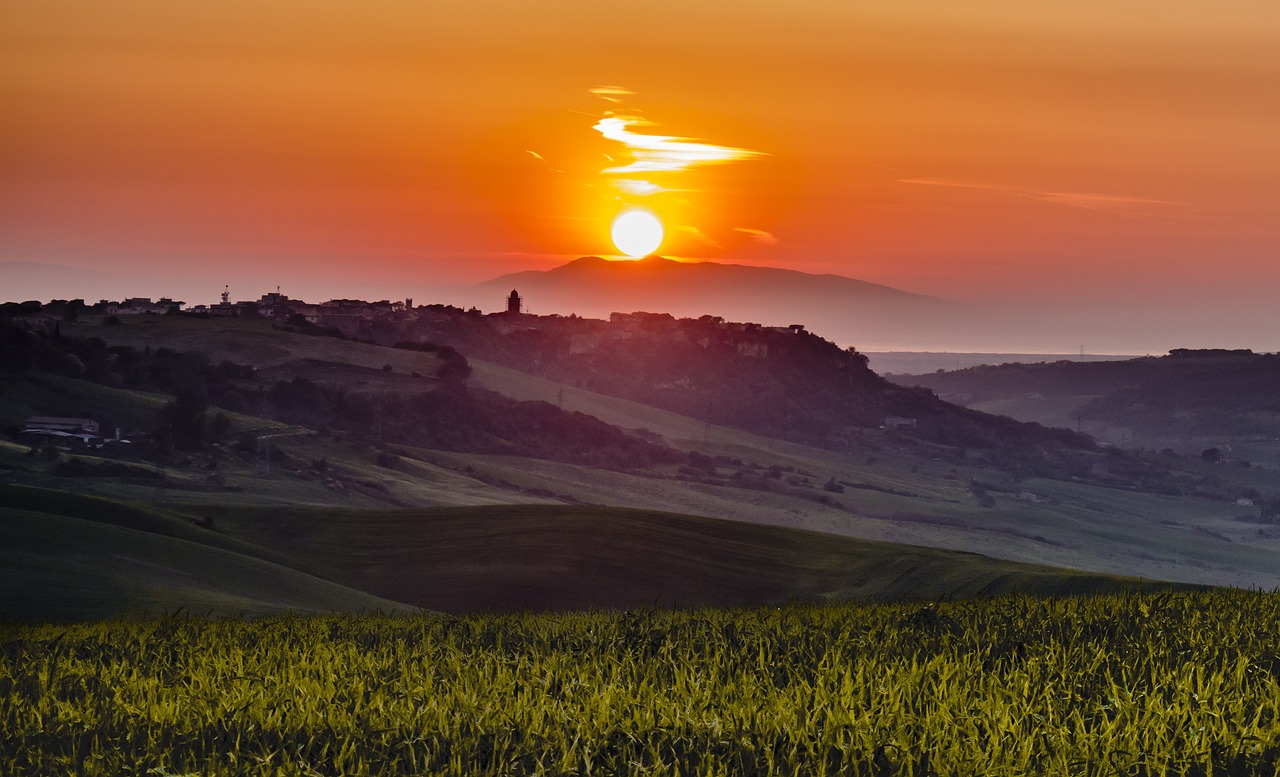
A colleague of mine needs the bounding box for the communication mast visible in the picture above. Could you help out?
[255,427,308,475]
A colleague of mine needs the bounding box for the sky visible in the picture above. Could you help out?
[3,1,1278,351]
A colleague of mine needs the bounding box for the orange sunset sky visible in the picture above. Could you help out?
[2,1,1278,351]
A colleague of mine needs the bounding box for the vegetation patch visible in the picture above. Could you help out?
[2,591,1278,775]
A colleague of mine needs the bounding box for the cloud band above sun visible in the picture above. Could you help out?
[592,116,766,177]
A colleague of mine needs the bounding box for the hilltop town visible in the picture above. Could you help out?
[2,287,818,345]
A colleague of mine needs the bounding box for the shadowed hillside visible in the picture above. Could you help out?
[0,486,1185,619]
[0,490,411,622]
[891,349,1280,470]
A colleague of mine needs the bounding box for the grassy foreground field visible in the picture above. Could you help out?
[3,591,1279,775]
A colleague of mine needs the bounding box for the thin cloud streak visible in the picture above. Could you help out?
[676,225,723,249]
[614,179,667,196]
[734,227,779,245]
[897,178,1178,214]
[589,85,636,104]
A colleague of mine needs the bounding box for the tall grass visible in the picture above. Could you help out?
[2,590,1278,775]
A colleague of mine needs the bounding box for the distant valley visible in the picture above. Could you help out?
[3,304,1278,619]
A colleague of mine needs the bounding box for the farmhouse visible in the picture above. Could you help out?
[21,417,100,435]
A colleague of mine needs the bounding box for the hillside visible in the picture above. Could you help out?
[0,493,411,622]
[0,486,1183,619]
[364,306,1112,466]
[891,349,1280,470]
[3,315,1278,596]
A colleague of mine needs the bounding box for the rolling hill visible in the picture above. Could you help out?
[891,349,1280,469]
[3,313,1278,616]
[0,489,411,622]
[0,486,1183,620]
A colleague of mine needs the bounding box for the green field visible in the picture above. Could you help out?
[0,492,411,621]
[2,485,1181,620]
[3,591,1278,775]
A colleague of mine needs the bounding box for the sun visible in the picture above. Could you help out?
[611,209,664,257]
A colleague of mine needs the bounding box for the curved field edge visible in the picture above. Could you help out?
[2,486,1191,618]
[198,502,1193,612]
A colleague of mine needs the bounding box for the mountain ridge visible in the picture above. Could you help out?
[472,256,967,349]
[493,255,945,302]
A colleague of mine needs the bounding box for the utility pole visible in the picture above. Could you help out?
[255,428,307,476]
[703,397,713,451]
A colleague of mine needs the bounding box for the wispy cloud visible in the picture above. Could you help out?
[593,115,765,176]
[614,179,666,196]
[676,225,722,249]
[1033,191,1176,210]
[897,178,1178,214]
[589,85,636,104]
[733,227,779,246]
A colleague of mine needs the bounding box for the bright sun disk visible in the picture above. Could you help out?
[611,210,664,257]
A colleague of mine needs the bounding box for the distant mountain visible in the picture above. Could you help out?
[473,256,969,351]
[869,352,1136,376]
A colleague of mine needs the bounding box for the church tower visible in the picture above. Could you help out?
[507,289,522,314]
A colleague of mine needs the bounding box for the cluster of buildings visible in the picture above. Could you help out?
[18,416,126,449]
[184,288,417,326]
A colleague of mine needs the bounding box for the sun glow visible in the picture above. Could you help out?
[584,88,771,260]
[611,210,664,257]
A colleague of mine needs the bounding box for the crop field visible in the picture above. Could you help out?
[3,590,1279,776]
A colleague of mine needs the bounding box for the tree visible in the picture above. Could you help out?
[154,387,208,450]
[1201,447,1222,464]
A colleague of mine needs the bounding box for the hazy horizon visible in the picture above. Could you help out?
[4,255,1274,356]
